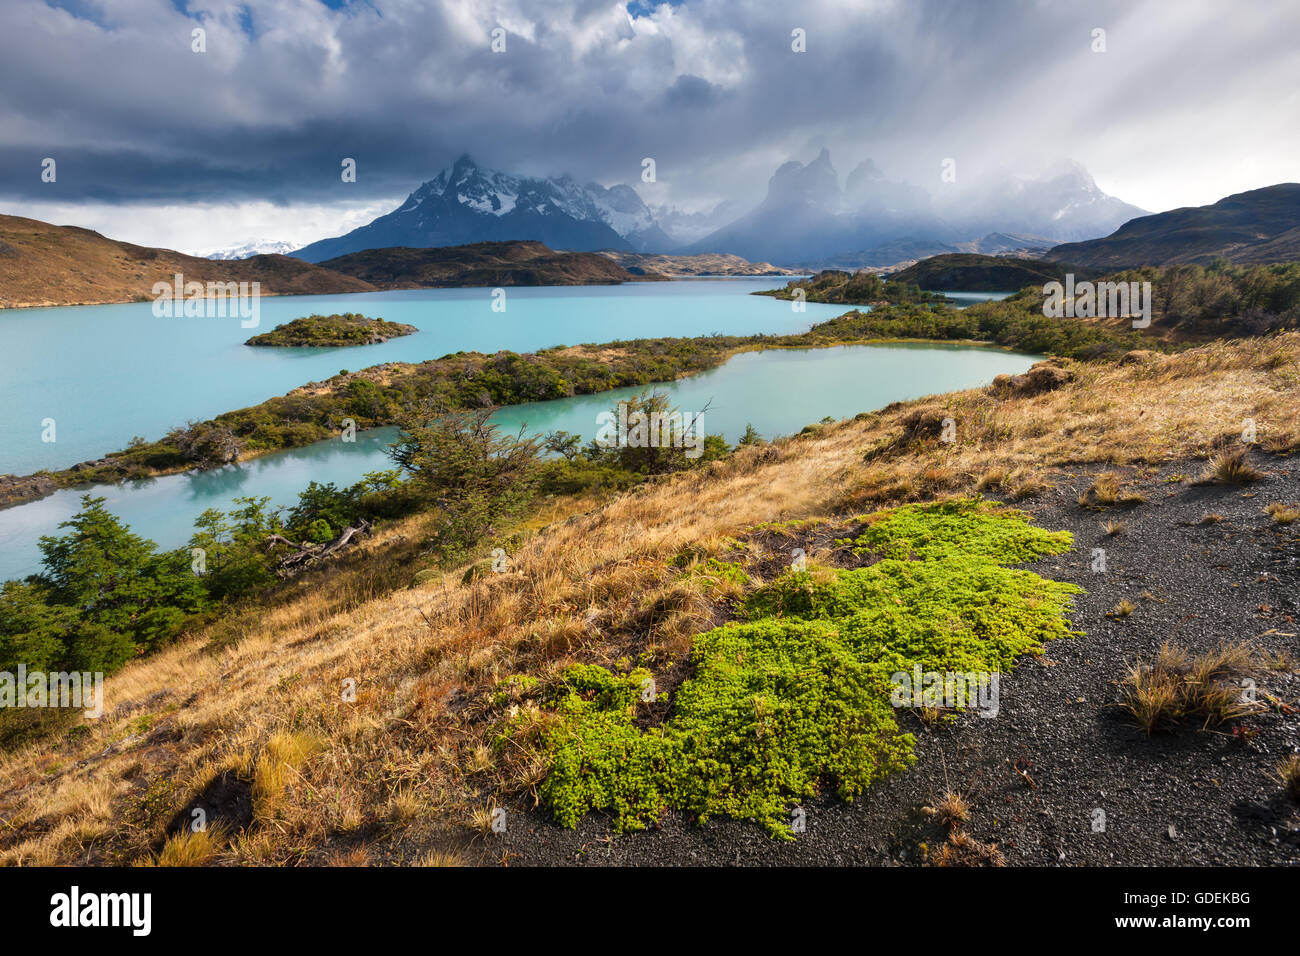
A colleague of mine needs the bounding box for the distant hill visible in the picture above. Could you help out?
[595,251,798,277]
[798,234,1054,273]
[754,270,949,306]
[1045,184,1300,268]
[891,254,1075,291]
[0,215,373,309]
[320,241,645,288]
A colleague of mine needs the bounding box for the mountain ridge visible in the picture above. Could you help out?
[686,152,1145,265]
[1044,183,1300,268]
[319,240,646,287]
[293,155,656,262]
[290,152,1145,267]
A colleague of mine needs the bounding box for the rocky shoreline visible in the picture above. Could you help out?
[0,472,58,508]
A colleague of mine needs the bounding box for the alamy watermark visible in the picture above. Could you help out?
[890,666,999,717]
[1042,275,1151,328]
[1,665,104,718]
[151,273,261,328]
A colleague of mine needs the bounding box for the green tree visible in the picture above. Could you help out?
[388,403,541,558]
[34,496,207,668]
[188,498,278,600]
[0,581,75,672]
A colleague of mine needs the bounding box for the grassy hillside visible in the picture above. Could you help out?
[1045,183,1300,269]
[320,241,646,288]
[2,328,1298,865]
[0,215,374,309]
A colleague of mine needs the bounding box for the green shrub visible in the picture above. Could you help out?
[529,499,1081,838]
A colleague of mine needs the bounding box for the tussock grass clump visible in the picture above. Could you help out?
[1265,502,1299,525]
[252,731,323,823]
[467,805,501,836]
[1120,641,1261,734]
[1276,754,1300,801]
[932,830,1005,867]
[1109,599,1137,618]
[518,500,1079,838]
[1077,473,1145,509]
[924,790,971,829]
[414,849,465,867]
[151,824,227,867]
[1201,448,1264,485]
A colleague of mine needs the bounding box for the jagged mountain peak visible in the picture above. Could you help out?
[767,149,841,208]
[686,151,1147,265]
[294,156,668,261]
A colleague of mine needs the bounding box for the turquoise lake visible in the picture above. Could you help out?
[0,281,1028,581]
[0,279,850,475]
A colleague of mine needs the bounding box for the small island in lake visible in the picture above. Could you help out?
[755,270,951,306]
[245,312,418,347]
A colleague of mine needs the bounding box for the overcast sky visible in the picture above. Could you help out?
[2,0,1297,253]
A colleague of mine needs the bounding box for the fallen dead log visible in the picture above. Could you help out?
[266,520,373,576]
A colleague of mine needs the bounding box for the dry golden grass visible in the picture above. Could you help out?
[1110,599,1138,618]
[1077,473,1145,508]
[252,730,323,823]
[1202,448,1265,485]
[923,791,971,830]
[1277,755,1300,801]
[152,825,227,867]
[1265,502,1299,524]
[0,213,373,309]
[1119,641,1262,734]
[414,848,465,867]
[932,830,1005,867]
[1261,649,1297,673]
[2,333,1299,865]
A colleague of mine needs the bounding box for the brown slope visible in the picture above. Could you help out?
[0,214,376,309]
[1044,183,1300,269]
[320,240,648,287]
[890,253,1076,291]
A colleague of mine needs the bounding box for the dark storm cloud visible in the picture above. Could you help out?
[1,0,1296,213]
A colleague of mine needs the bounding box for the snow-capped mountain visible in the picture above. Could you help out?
[932,159,1148,244]
[293,155,669,262]
[686,150,1146,265]
[206,239,299,260]
[290,151,1146,266]
[650,201,742,246]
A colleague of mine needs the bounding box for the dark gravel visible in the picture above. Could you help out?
[493,455,1300,866]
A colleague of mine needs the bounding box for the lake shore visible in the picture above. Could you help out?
[0,328,1023,510]
[0,286,1161,509]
